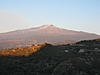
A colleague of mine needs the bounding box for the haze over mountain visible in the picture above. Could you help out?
[0,24,99,49]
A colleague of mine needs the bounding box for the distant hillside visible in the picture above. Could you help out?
[0,24,99,49]
[95,38,100,41]
[0,43,48,56]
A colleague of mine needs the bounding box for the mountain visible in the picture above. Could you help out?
[0,24,99,49]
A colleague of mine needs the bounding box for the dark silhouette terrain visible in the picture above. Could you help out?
[0,39,100,75]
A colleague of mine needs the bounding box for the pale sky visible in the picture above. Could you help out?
[0,0,100,34]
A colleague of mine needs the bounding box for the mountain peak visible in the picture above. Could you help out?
[42,24,55,27]
[37,24,59,30]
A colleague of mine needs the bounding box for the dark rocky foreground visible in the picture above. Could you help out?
[0,40,100,75]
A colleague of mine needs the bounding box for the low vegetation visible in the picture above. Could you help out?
[0,43,48,56]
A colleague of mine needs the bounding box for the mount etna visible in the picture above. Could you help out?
[0,24,99,49]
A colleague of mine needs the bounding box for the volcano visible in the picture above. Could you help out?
[0,24,99,49]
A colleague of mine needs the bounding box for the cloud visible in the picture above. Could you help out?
[0,10,33,33]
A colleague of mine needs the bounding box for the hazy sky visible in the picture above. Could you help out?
[0,0,100,34]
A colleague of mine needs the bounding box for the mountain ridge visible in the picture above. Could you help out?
[0,24,99,35]
[0,24,97,33]
[0,24,99,49]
